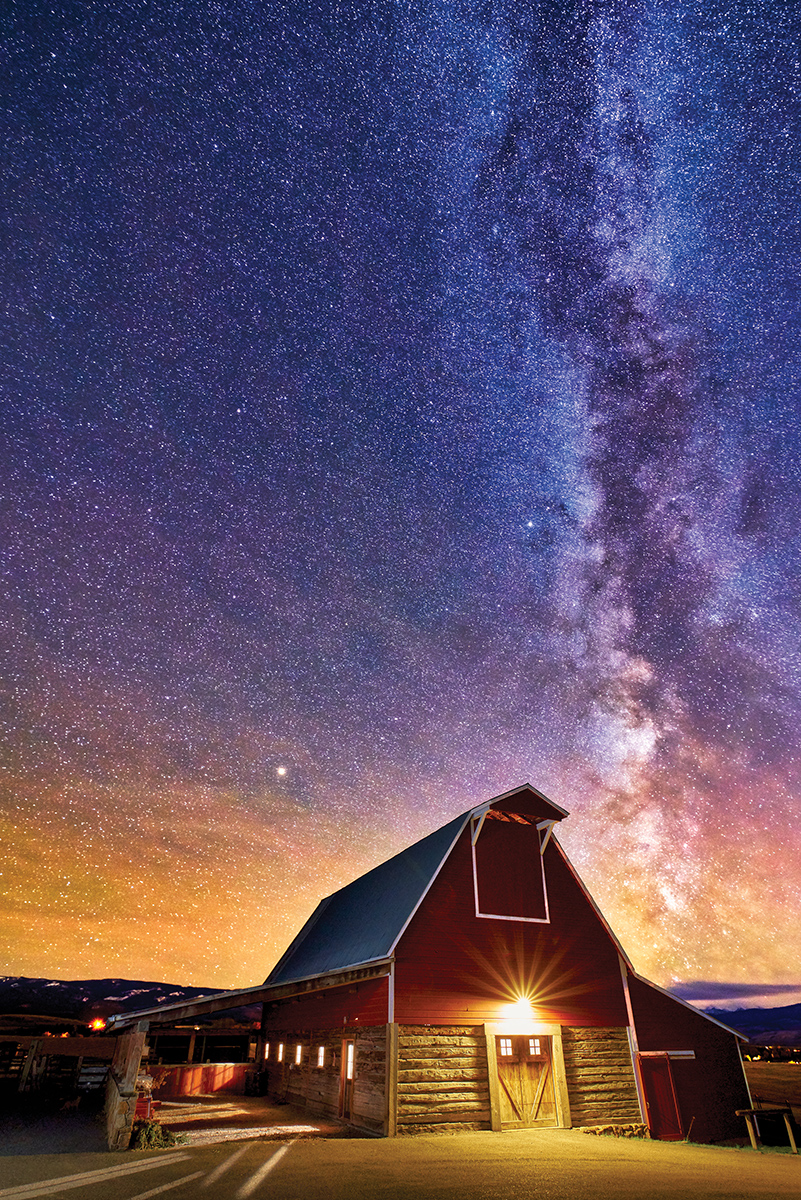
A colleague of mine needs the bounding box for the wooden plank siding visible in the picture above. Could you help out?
[263,1025,387,1134]
[394,827,631,1028]
[561,1027,642,1126]
[351,1025,387,1132]
[396,1026,491,1135]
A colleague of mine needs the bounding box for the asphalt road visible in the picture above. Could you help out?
[0,1129,799,1200]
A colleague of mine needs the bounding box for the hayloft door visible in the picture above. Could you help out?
[639,1053,683,1140]
[340,1039,355,1120]
[495,1035,557,1128]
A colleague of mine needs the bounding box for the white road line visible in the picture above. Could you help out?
[200,1141,252,1187]
[236,1142,294,1199]
[127,1170,205,1200]
[0,1154,191,1200]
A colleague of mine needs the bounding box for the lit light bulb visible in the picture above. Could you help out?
[500,995,536,1027]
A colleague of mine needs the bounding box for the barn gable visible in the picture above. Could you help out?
[392,822,633,1028]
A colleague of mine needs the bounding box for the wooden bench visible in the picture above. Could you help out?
[736,1105,798,1154]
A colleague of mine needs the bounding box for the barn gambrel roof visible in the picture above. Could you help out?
[265,810,469,985]
[105,783,743,1043]
[264,783,569,986]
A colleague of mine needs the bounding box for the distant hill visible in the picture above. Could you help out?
[705,1002,801,1046]
[0,976,260,1026]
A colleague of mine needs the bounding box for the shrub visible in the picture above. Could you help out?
[130,1119,187,1150]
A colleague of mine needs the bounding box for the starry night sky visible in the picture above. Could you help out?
[3,0,800,1004]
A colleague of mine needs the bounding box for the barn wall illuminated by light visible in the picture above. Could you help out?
[258,784,750,1140]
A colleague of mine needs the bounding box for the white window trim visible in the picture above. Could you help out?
[471,823,551,924]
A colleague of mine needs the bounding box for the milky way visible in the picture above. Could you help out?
[2,0,800,1002]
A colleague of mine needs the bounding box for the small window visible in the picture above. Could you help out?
[317,1045,325,1068]
[277,1043,284,1063]
[499,1037,513,1057]
[295,1044,302,1066]
[345,1041,355,1080]
[264,1043,270,1061]
[529,1037,541,1057]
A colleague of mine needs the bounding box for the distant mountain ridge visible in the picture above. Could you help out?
[0,976,245,1023]
[705,1001,801,1046]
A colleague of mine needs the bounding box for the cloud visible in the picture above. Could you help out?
[670,981,801,1001]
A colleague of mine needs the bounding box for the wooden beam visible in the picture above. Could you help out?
[18,1039,40,1093]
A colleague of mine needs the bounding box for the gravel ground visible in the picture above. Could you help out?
[154,1094,373,1145]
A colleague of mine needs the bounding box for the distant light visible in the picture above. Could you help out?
[276,766,287,777]
[89,1018,106,1031]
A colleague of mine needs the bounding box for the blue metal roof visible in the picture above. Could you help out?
[265,810,471,985]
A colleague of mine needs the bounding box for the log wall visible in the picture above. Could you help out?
[561,1027,641,1126]
[396,1025,491,1135]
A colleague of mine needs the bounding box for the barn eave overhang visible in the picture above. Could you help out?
[105,957,394,1030]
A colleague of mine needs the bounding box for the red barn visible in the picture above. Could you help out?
[259,784,750,1140]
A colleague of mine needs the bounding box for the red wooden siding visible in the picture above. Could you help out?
[152,1062,251,1097]
[262,975,388,1033]
[394,826,630,1027]
[628,974,750,1143]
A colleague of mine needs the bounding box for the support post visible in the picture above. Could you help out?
[483,1024,502,1132]
[550,1028,572,1129]
[385,1023,398,1137]
[105,1022,147,1150]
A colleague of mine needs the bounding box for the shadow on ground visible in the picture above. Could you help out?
[0,1095,107,1155]
[0,1093,371,1155]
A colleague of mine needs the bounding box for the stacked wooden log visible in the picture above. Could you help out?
[561,1027,641,1126]
[396,1025,490,1134]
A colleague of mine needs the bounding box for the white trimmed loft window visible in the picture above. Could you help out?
[529,1037,541,1056]
[499,1037,513,1057]
[472,813,549,923]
